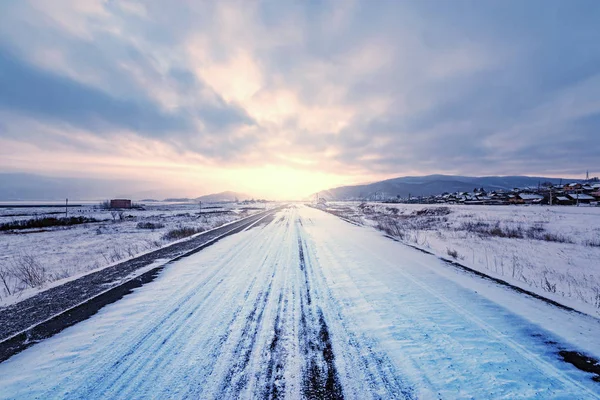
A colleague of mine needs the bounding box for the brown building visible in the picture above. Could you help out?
[110,199,132,209]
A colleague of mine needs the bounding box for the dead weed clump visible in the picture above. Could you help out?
[137,221,165,230]
[375,216,405,239]
[460,221,572,243]
[162,226,205,241]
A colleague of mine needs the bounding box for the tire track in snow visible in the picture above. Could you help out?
[262,291,286,399]
[352,236,599,397]
[259,213,298,399]
[297,224,344,399]
[305,206,600,398]
[218,273,275,397]
[297,219,416,400]
[179,215,294,399]
[201,207,298,399]
[57,211,286,399]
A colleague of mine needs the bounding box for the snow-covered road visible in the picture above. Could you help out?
[1,206,599,399]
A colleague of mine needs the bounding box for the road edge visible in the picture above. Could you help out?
[0,208,279,363]
[310,205,600,382]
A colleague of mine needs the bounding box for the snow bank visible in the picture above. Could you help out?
[0,202,272,305]
[321,202,600,316]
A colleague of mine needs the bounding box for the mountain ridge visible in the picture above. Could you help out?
[314,175,581,200]
[195,191,251,203]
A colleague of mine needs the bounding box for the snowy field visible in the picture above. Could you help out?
[320,202,600,316]
[0,206,598,398]
[0,201,271,305]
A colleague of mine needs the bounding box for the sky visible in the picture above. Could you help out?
[0,0,599,200]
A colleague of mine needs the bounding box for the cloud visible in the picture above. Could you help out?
[0,47,190,134]
[0,0,599,199]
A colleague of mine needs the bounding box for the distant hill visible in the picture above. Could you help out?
[195,191,251,203]
[315,175,579,201]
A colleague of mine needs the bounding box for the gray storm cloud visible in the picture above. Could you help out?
[0,0,598,179]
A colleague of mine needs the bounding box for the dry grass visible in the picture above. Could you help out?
[136,221,165,230]
[162,226,205,241]
[0,216,99,231]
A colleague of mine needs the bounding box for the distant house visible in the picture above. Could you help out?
[555,196,574,205]
[517,193,544,204]
[567,193,596,204]
[564,183,582,193]
[508,194,522,204]
[110,199,132,209]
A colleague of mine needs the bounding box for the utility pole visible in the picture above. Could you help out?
[199,201,202,214]
[549,187,552,206]
[65,198,68,218]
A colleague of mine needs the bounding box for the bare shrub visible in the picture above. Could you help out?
[50,268,72,281]
[525,226,572,243]
[100,246,127,264]
[593,287,600,309]
[410,216,446,231]
[501,224,524,239]
[461,220,490,233]
[0,264,13,296]
[0,216,99,231]
[460,221,572,243]
[124,244,139,258]
[482,222,524,239]
[460,221,520,238]
[534,232,571,243]
[358,203,374,214]
[109,247,123,263]
[137,222,165,230]
[162,226,205,241]
[10,254,48,289]
[585,239,600,248]
[446,247,459,260]
[413,207,451,217]
[542,275,557,293]
[142,239,162,250]
[511,255,523,279]
[374,215,405,239]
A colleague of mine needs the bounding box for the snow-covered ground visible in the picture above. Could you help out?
[0,206,598,398]
[321,202,600,316]
[0,201,272,305]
